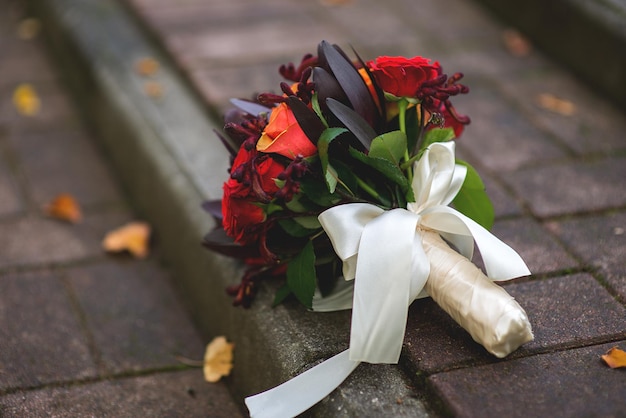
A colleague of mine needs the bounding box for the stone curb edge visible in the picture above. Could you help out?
[27,0,435,416]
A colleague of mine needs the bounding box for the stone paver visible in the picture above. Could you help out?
[0,2,242,416]
[66,261,205,374]
[0,271,97,391]
[428,340,626,418]
[503,156,626,218]
[455,86,568,173]
[549,211,626,301]
[0,370,241,418]
[0,157,23,217]
[488,217,579,274]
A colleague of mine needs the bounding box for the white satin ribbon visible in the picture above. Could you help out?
[245,141,530,417]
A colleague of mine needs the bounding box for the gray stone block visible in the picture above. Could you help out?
[0,209,133,269]
[0,271,96,390]
[548,211,626,301]
[428,341,626,418]
[0,370,243,417]
[502,156,626,218]
[66,261,205,374]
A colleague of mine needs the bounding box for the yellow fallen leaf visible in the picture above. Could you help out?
[203,336,234,382]
[43,193,82,223]
[12,83,41,116]
[602,346,626,369]
[143,80,164,99]
[17,18,41,40]
[135,57,160,76]
[502,29,532,57]
[537,93,576,116]
[102,221,151,258]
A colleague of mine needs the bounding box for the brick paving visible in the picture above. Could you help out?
[0,2,243,417]
[124,0,626,416]
[2,0,625,416]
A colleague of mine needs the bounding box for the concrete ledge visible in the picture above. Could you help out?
[29,0,432,415]
[473,0,626,110]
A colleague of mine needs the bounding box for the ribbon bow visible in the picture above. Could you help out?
[245,142,530,417]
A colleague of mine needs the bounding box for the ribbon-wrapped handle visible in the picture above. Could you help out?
[422,230,533,357]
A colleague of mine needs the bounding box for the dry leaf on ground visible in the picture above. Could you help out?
[134,57,160,76]
[502,29,532,57]
[102,221,151,258]
[143,81,164,99]
[601,346,626,369]
[203,336,234,382]
[537,93,576,116]
[43,193,82,223]
[17,18,41,40]
[12,83,41,116]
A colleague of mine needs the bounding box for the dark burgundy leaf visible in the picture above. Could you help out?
[320,41,378,128]
[201,200,223,222]
[327,98,377,150]
[213,129,239,158]
[230,98,272,117]
[286,96,325,144]
[312,67,347,111]
[202,228,260,259]
[351,46,386,127]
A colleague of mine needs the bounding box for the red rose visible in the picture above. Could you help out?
[256,102,316,158]
[222,147,285,245]
[368,56,441,99]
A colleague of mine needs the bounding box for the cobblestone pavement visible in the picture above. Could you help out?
[0,2,243,417]
[2,0,625,416]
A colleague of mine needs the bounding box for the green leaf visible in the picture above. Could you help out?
[420,127,455,152]
[349,147,409,190]
[293,216,322,229]
[300,176,341,207]
[286,240,317,308]
[272,284,292,307]
[452,160,495,230]
[311,93,329,128]
[369,130,407,165]
[285,194,310,213]
[318,127,348,193]
[278,218,319,237]
[324,164,339,194]
[331,159,358,195]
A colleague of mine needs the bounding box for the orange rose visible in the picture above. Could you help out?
[256,103,316,158]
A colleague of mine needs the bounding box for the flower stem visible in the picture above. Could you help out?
[398,98,413,185]
[413,105,426,154]
[357,177,383,203]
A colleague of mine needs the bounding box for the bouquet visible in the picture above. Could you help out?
[203,40,533,417]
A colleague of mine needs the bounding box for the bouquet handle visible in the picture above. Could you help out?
[422,230,533,358]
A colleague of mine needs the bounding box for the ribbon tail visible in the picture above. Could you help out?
[245,350,360,418]
[422,207,530,280]
[350,209,421,363]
